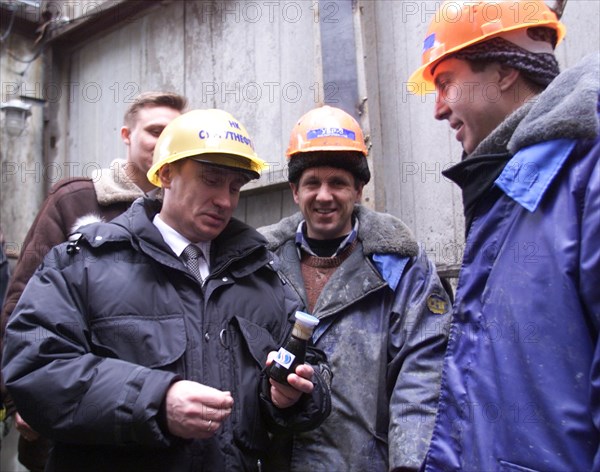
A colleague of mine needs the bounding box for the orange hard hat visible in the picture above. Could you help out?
[286,105,368,157]
[408,0,566,94]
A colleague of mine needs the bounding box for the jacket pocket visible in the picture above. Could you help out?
[234,316,277,366]
[90,314,186,368]
[227,316,278,454]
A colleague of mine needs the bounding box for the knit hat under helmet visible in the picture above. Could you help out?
[286,106,370,185]
[449,27,560,88]
[287,151,371,185]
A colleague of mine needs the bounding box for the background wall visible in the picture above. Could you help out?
[2,0,599,270]
[1,16,44,257]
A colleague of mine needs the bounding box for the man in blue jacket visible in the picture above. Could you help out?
[259,105,451,471]
[2,109,331,471]
[408,1,600,470]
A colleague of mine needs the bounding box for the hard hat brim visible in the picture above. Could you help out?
[147,149,266,186]
[190,154,261,180]
[408,21,566,95]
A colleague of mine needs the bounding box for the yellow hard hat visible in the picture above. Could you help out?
[147,109,267,186]
[408,0,566,94]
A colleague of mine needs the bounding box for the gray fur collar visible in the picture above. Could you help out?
[508,53,599,153]
[259,205,419,257]
[91,158,145,206]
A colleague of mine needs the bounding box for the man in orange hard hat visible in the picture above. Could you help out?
[260,105,452,471]
[408,1,600,470]
[2,109,331,471]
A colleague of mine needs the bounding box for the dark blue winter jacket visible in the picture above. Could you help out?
[2,197,331,472]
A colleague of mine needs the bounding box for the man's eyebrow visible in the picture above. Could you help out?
[199,169,223,178]
[301,172,318,180]
[232,177,248,186]
[328,175,349,184]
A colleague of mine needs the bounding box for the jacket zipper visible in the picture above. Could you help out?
[204,246,264,283]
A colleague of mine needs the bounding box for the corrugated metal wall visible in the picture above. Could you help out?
[2,0,599,263]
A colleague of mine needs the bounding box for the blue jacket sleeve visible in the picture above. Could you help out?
[580,139,600,469]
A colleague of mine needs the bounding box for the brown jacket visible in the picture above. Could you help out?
[0,159,145,471]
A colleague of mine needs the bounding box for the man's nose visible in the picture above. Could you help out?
[315,184,333,201]
[213,187,233,209]
[434,94,450,121]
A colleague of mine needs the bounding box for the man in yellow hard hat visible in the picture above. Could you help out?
[2,109,331,471]
[259,105,452,471]
[408,1,600,470]
[0,90,186,472]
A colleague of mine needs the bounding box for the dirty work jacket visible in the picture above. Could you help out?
[260,205,451,471]
[2,197,330,472]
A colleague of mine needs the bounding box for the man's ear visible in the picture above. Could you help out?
[289,182,300,205]
[355,182,364,202]
[121,126,131,145]
[158,164,174,189]
[498,64,521,92]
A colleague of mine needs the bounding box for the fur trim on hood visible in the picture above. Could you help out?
[69,214,104,240]
[509,52,600,154]
[91,159,146,206]
[259,205,419,257]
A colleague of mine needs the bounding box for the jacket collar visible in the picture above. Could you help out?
[78,198,269,275]
[442,104,528,233]
[260,205,418,258]
[495,54,599,213]
[91,158,146,205]
[508,53,599,154]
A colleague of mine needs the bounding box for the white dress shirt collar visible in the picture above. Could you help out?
[152,214,211,274]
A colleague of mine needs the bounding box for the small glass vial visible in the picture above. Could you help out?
[268,311,319,385]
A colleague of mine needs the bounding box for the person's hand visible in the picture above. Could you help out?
[165,380,233,439]
[15,412,40,442]
[266,351,315,409]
